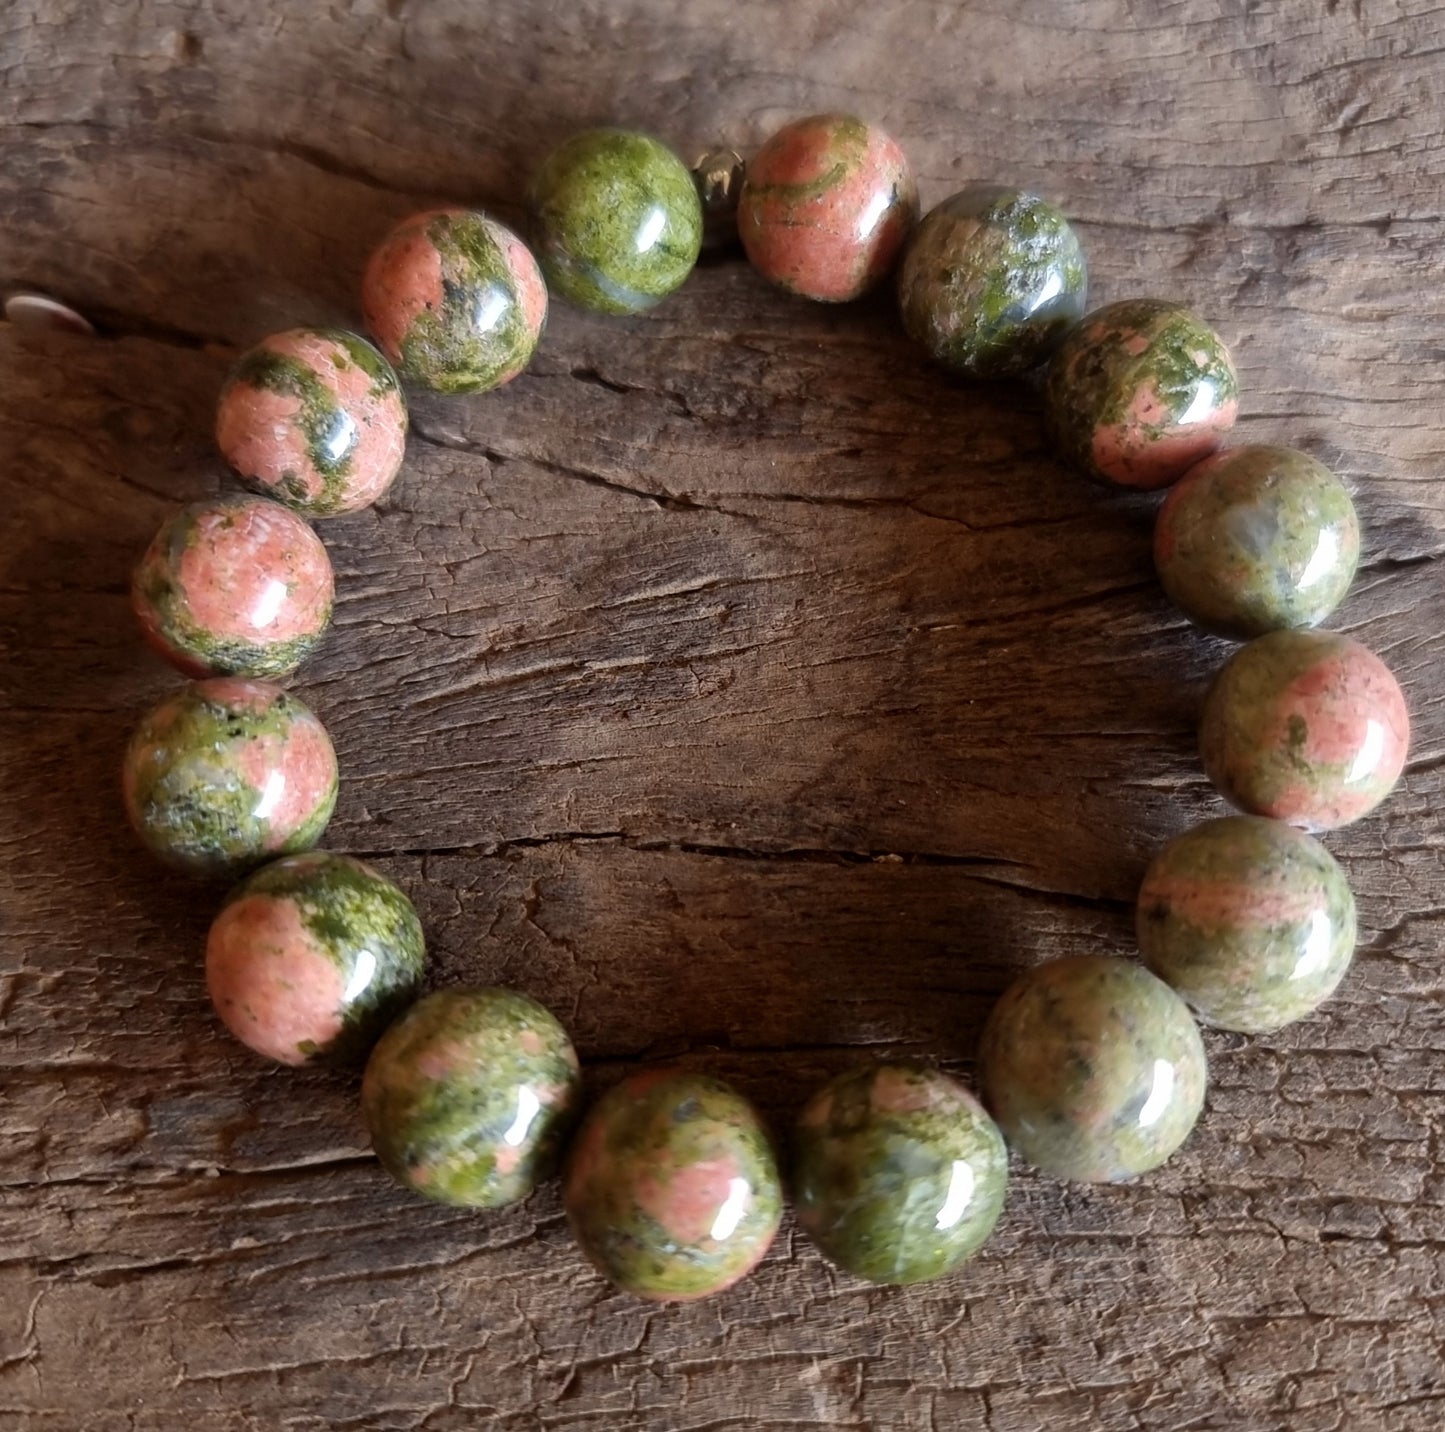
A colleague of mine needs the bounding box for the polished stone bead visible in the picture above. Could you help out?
[1155,445,1360,637]
[122,678,338,876]
[216,327,407,517]
[363,989,581,1208]
[1044,299,1238,488]
[979,955,1208,1183]
[131,495,333,679]
[564,1068,782,1301]
[361,208,547,393]
[207,852,424,1066]
[737,113,918,302]
[897,186,1087,378]
[793,1062,1007,1285]
[1137,816,1356,1033]
[1200,630,1410,831]
[529,130,702,315]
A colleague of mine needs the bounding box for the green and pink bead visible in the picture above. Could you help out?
[1155,445,1360,638]
[564,1069,782,1301]
[207,852,425,1066]
[738,114,918,302]
[131,494,333,678]
[1137,817,1356,1033]
[979,955,1208,1183]
[122,678,338,876]
[794,1062,1008,1286]
[362,988,581,1208]
[362,208,548,393]
[1200,630,1410,831]
[897,185,1087,378]
[217,327,407,517]
[1044,299,1239,488]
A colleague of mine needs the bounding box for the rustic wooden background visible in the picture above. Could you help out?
[3,2,1443,1428]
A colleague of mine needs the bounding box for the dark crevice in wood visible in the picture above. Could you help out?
[334,831,1136,914]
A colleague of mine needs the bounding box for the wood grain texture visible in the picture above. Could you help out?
[2,1,1443,1427]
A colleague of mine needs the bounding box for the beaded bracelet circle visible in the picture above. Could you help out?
[120,112,1410,1301]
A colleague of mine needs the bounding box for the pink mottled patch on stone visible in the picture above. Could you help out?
[269,717,337,847]
[563,1106,609,1207]
[503,230,548,349]
[867,1063,959,1121]
[272,329,406,511]
[1258,644,1411,828]
[533,1079,574,1112]
[229,710,337,848]
[1091,392,1237,489]
[362,211,450,365]
[739,115,917,302]
[414,1037,477,1083]
[217,383,318,498]
[635,1153,745,1245]
[218,329,407,514]
[172,499,332,645]
[1141,871,1325,932]
[206,893,345,1064]
[201,676,284,717]
[494,1143,522,1177]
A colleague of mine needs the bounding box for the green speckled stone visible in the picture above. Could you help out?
[564,1069,782,1301]
[1137,817,1356,1033]
[1044,299,1239,488]
[979,955,1207,1183]
[207,852,425,1066]
[1200,630,1410,831]
[362,208,548,395]
[363,988,581,1208]
[529,129,703,315]
[122,678,338,877]
[1155,445,1361,637]
[793,1062,1008,1286]
[897,186,1087,378]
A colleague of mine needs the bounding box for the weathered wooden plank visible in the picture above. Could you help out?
[2,0,1444,1427]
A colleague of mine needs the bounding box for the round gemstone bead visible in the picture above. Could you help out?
[1044,299,1239,488]
[1137,816,1356,1033]
[362,988,581,1208]
[529,130,702,315]
[362,208,547,393]
[122,678,338,876]
[979,955,1208,1183]
[793,1062,1007,1286]
[737,113,918,302]
[131,495,333,679]
[1200,630,1410,831]
[897,185,1087,378]
[216,327,407,517]
[1155,445,1360,637]
[564,1068,782,1301]
[207,852,424,1066]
